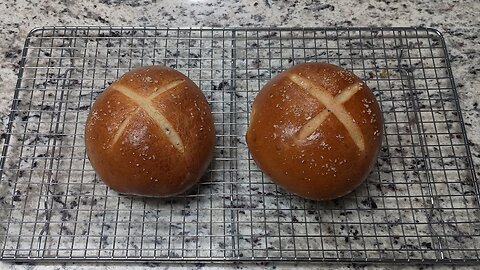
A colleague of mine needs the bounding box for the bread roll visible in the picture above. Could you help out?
[246,63,383,200]
[85,66,215,197]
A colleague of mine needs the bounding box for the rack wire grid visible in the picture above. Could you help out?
[0,26,478,263]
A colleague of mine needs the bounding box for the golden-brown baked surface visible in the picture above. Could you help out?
[246,62,383,200]
[85,66,215,197]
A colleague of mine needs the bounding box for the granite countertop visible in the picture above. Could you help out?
[0,0,479,269]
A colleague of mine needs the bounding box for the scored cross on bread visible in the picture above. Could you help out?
[109,79,185,152]
[85,66,215,197]
[246,62,383,201]
[289,74,365,151]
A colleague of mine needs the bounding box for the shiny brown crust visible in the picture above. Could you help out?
[246,63,383,200]
[85,66,215,197]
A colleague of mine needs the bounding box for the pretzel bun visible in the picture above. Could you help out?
[85,66,215,197]
[246,63,383,200]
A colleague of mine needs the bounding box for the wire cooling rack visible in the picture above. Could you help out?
[0,26,478,263]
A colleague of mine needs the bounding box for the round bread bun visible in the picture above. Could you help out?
[246,62,383,200]
[85,66,215,197]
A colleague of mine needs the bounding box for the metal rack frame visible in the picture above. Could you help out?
[0,26,478,263]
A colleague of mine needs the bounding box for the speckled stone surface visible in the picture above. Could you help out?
[0,0,479,269]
